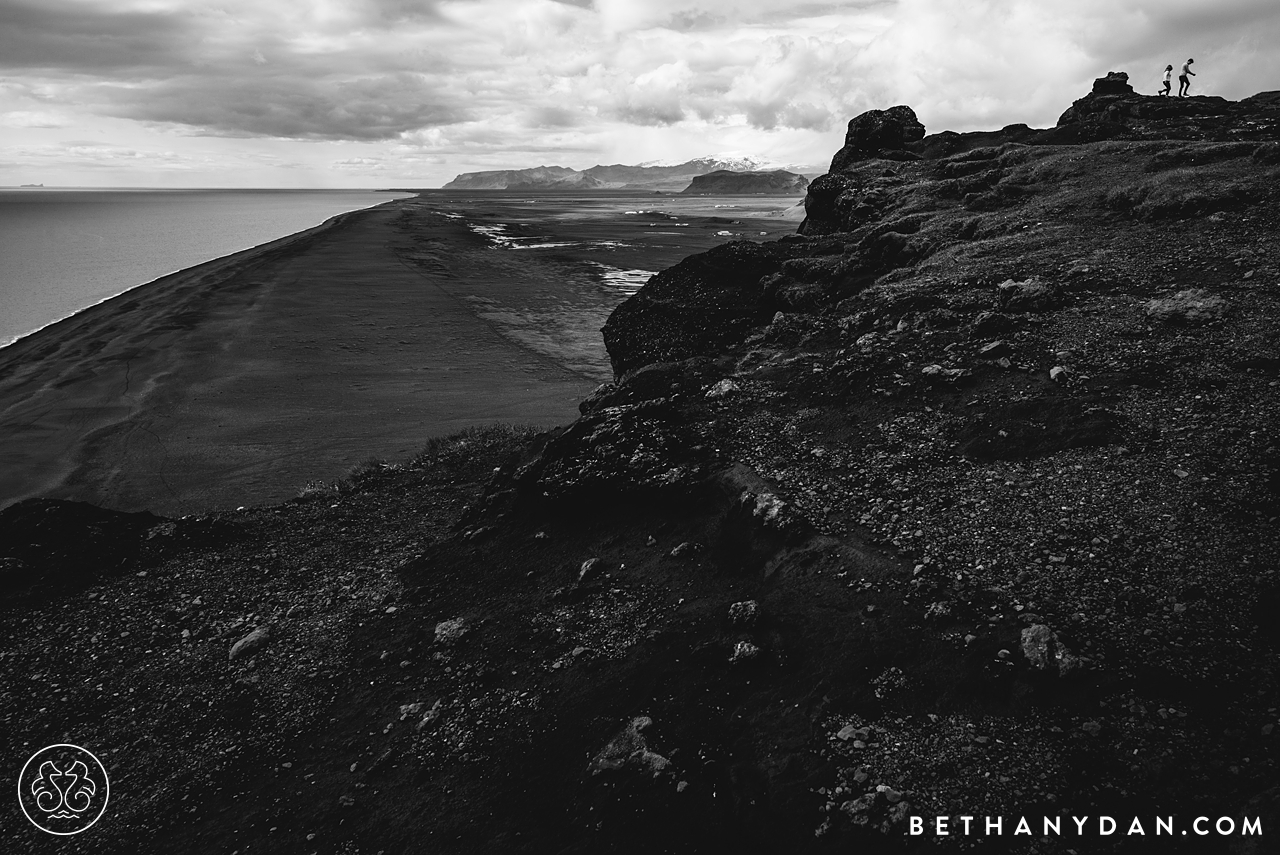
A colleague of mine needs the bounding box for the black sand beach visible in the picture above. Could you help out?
[0,193,802,515]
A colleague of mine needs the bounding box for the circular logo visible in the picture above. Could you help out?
[17,744,110,835]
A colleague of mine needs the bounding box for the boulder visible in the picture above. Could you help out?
[434,617,468,645]
[1091,71,1133,96]
[228,626,272,661]
[1020,624,1081,675]
[589,716,670,778]
[603,241,793,376]
[829,106,926,172]
[1144,289,1226,324]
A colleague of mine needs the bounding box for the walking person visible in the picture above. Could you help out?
[1159,64,1172,96]
[1178,58,1195,97]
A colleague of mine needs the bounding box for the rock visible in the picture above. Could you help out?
[729,640,760,663]
[1091,71,1134,96]
[434,617,468,645]
[670,541,695,559]
[971,311,1017,337]
[1144,289,1226,324]
[602,240,792,376]
[705,378,741,399]
[229,626,271,661]
[1021,624,1082,675]
[729,600,759,626]
[979,340,1012,358]
[579,382,619,415]
[1049,365,1069,382]
[829,106,926,171]
[837,724,859,741]
[878,785,904,804]
[577,557,606,584]
[416,699,445,731]
[997,278,1061,312]
[1080,721,1103,736]
[589,716,670,778]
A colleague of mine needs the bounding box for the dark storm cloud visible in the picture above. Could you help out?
[0,0,474,141]
[112,73,469,141]
[0,0,188,72]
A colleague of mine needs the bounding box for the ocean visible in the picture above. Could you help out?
[0,188,416,347]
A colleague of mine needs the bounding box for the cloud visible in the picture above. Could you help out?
[0,110,70,128]
[0,0,188,72]
[107,73,470,141]
[2,140,207,171]
[2,0,1278,186]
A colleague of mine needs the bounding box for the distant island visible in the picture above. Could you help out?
[679,169,808,195]
[18,184,44,188]
[442,154,813,192]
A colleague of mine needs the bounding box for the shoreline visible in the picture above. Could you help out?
[0,197,601,515]
[0,193,415,351]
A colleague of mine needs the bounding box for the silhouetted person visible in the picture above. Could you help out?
[1178,58,1195,97]
[1159,65,1172,96]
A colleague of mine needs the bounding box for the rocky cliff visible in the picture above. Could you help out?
[680,169,809,195]
[5,74,1280,854]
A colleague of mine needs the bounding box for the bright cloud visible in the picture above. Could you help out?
[0,0,1277,186]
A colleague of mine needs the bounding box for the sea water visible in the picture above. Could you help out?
[0,188,415,348]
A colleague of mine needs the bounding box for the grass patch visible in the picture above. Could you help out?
[1100,167,1261,219]
[1144,142,1257,172]
[410,423,543,476]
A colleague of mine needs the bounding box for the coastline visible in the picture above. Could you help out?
[0,197,602,515]
[0,202,362,352]
[0,190,417,350]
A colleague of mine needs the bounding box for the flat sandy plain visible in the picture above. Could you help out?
[0,194,801,515]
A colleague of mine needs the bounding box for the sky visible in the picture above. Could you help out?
[1,0,1278,188]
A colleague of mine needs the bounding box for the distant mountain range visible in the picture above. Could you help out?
[442,154,814,191]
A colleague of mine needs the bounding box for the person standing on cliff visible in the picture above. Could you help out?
[1160,65,1173,96]
[1178,58,1195,97]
